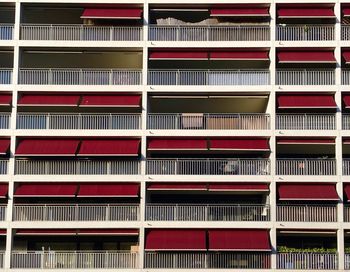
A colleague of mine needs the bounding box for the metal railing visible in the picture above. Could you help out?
[13,204,139,221]
[276,205,337,222]
[341,25,350,40]
[0,113,10,129]
[276,25,334,41]
[342,114,350,130]
[17,113,141,130]
[144,252,271,269]
[0,69,12,84]
[276,159,336,175]
[0,24,13,40]
[0,160,8,175]
[146,204,270,221]
[276,114,336,130]
[341,69,350,85]
[146,159,270,175]
[15,160,140,175]
[149,25,270,41]
[276,70,335,85]
[19,68,142,85]
[277,252,338,270]
[0,206,6,221]
[343,159,350,175]
[345,254,350,269]
[344,205,350,222]
[11,251,138,269]
[20,24,143,41]
[147,113,270,130]
[148,70,270,85]
[0,252,4,268]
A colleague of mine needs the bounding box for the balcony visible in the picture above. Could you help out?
[11,251,139,269]
[13,204,139,221]
[343,159,350,175]
[276,25,334,41]
[144,252,271,269]
[0,160,8,175]
[147,113,270,130]
[15,160,140,175]
[0,113,10,129]
[17,113,141,130]
[276,114,336,130]
[148,25,270,41]
[0,24,13,40]
[146,204,270,221]
[148,70,270,85]
[341,70,350,85]
[276,204,337,222]
[20,24,143,41]
[276,69,335,85]
[277,252,338,270]
[342,25,350,40]
[346,254,350,269]
[0,69,12,84]
[343,114,350,129]
[146,159,270,175]
[18,69,142,85]
[276,159,336,175]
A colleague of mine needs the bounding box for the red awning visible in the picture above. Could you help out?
[18,94,80,107]
[16,139,80,156]
[78,229,139,235]
[277,138,335,145]
[147,182,208,191]
[14,183,77,197]
[78,139,140,156]
[208,229,271,251]
[344,184,350,201]
[149,51,208,60]
[209,138,269,151]
[208,183,269,192]
[278,183,339,201]
[0,139,10,155]
[344,95,350,109]
[210,7,269,17]
[0,230,6,235]
[343,52,350,64]
[81,8,142,19]
[0,184,8,198]
[80,95,141,107]
[78,183,139,197]
[148,138,208,151]
[16,229,77,235]
[145,229,207,251]
[343,8,350,17]
[277,8,335,18]
[209,51,269,61]
[277,95,337,109]
[0,94,12,106]
[277,51,336,63]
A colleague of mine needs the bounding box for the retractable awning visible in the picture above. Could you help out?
[277,7,335,18]
[0,94,11,106]
[78,139,140,156]
[277,138,335,145]
[15,139,80,156]
[208,229,271,251]
[14,183,78,197]
[209,138,270,151]
[149,51,209,60]
[277,51,336,64]
[343,8,350,17]
[78,229,139,235]
[210,7,269,17]
[344,95,350,109]
[81,8,142,19]
[0,184,8,198]
[343,51,350,64]
[277,94,337,109]
[80,95,141,107]
[278,183,339,201]
[148,138,208,151]
[147,183,208,191]
[344,184,350,201]
[0,139,10,155]
[209,51,269,61]
[145,229,207,251]
[78,183,139,197]
[208,183,269,192]
[18,94,80,107]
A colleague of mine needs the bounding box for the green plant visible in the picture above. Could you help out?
[277,246,337,253]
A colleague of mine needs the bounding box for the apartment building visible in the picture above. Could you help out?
[0,0,349,271]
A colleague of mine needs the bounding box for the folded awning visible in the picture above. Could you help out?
[0,94,11,106]
[148,138,208,151]
[344,184,350,201]
[277,94,337,109]
[18,94,80,107]
[277,138,335,145]
[78,229,139,236]
[208,183,269,192]
[210,7,269,17]
[277,51,336,64]
[14,183,77,197]
[0,184,8,198]
[148,182,207,191]
[278,183,339,201]
[149,51,209,60]
[78,139,140,156]
[209,51,269,61]
[16,229,77,235]
[78,183,139,197]
[277,8,335,18]
[208,229,271,251]
[80,95,141,108]
[0,230,6,235]
[0,139,10,155]
[15,139,80,156]
[81,8,142,19]
[209,138,269,151]
[344,95,350,109]
[343,8,350,17]
[145,229,207,251]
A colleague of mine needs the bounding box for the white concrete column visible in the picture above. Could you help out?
[338,228,345,271]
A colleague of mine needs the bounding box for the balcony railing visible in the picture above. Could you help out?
[344,205,350,222]
[13,204,139,221]
[276,114,336,130]
[20,24,143,41]
[146,204,270,221]
[341,25,350,40]
[276,25,335,41]
[0,113,10,129]
[17,113,141,130]
[146,159,270,175]
[149,25,270,41]
[0,69,12,84]
[277,252,338,270]
[276,70,335,85]
[0,252,4,268]
[147,113,270,130]
[342,69,350,85]
[11,251,138,269]
[345,254,350,269]
[19,68,142,85]
[276,159,336,175]
[0,160,8,175]
[0,24,13,40]
[342,114,350,130]
[15,160,140,175]
[148,70,270,85]
[276,205,337,222]
[144,252,271,269]
[343,159,350,175]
